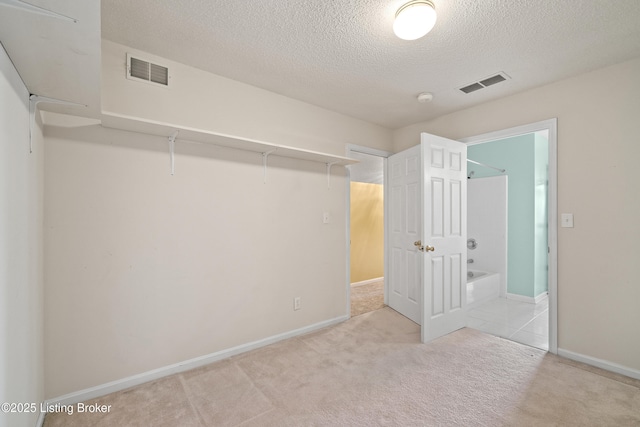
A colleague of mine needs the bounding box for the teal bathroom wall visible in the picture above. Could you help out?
[468,133,548,299]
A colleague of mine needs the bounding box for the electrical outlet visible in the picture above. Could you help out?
[294,297,301,311]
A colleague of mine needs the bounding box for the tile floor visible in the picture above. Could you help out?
[466,296,549,350]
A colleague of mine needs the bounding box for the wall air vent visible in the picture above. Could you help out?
[459,72,509,94]
[126,54,170,87]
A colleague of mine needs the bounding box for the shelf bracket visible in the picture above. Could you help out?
[0,0,78,23]
[29,94,86,153]
[326,161,340,189]
[262,149,277,183]
[168,131,179,175]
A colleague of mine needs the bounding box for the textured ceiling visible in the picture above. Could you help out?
[2,1,640,130]
[101,0,640,129]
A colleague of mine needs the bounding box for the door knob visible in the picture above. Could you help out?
[414,241,434,252]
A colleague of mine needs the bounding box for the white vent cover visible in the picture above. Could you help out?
[459,72,509,94]
[126,53,170,87]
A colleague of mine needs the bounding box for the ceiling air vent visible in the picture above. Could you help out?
[460,83,484,94]
[459,72,509,94]
[126,54,170,87]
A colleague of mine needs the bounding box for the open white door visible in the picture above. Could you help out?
[388,133,467,342]
[421,133,467,342]
[388,145,422,324]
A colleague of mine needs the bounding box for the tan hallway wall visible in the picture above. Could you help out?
[350,182,384,283]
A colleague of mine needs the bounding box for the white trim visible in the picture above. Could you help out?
[345,165,352,317]
[43,315,348,408]
[534,292,549,304]
[460,118,558,355]
[351,277,384,287]
[383,157,389,306]
[557,348,640,381]
[547,120,559,355]
[506,293,535,303]
[506,292,548,304]
[345,145,392,309]
[459,119,555,145]
[346,144,393,159]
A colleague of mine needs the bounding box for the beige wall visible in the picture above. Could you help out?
[102,40,392,155]
[0,45,44,426]
[40,40,640,398]
[43,43,392,398]
[394,57,640,372]
[350,182,384,283]
[44,122,349,397]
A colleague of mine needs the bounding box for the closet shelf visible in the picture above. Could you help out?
[101,112,359,166]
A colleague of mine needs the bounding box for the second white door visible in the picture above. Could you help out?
[388,133,468,343]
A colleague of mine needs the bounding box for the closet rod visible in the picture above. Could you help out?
[467,159,506,173]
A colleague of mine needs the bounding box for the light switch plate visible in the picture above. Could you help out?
[561,213,574,228]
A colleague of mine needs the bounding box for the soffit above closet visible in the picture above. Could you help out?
[0,0,101,119]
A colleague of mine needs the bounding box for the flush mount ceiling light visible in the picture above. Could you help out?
[417,92,433,103]
[393,0,437,41]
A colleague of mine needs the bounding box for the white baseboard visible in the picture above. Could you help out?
[43,315,349,410]
[506,292,548,304]
[506,293,535,303]
[351,277,384,287]
[534,292,548,303]
[557,348,640,381]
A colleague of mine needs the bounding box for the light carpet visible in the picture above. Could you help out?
[44,307,640,426]
[350,279,385,317]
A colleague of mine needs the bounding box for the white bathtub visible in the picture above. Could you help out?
[467,269,500,310]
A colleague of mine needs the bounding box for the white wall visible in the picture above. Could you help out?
[394,57,640,372]
[467,176,508,296]
[0,44,44,426]
[43,42,393,398]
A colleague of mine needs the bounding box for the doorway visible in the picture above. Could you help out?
[461,119,558,354]
[346,145,392,317]
[346,120,557,353]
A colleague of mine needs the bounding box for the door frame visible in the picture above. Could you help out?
[459,118,558,354]
[345,144,393,317]
[346,118,557,354]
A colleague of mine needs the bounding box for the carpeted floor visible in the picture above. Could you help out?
[44,307,640,426]
[350,279,384,317]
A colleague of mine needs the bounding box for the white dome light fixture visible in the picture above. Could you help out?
[417,92,434,103]
[393,0,437,41]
